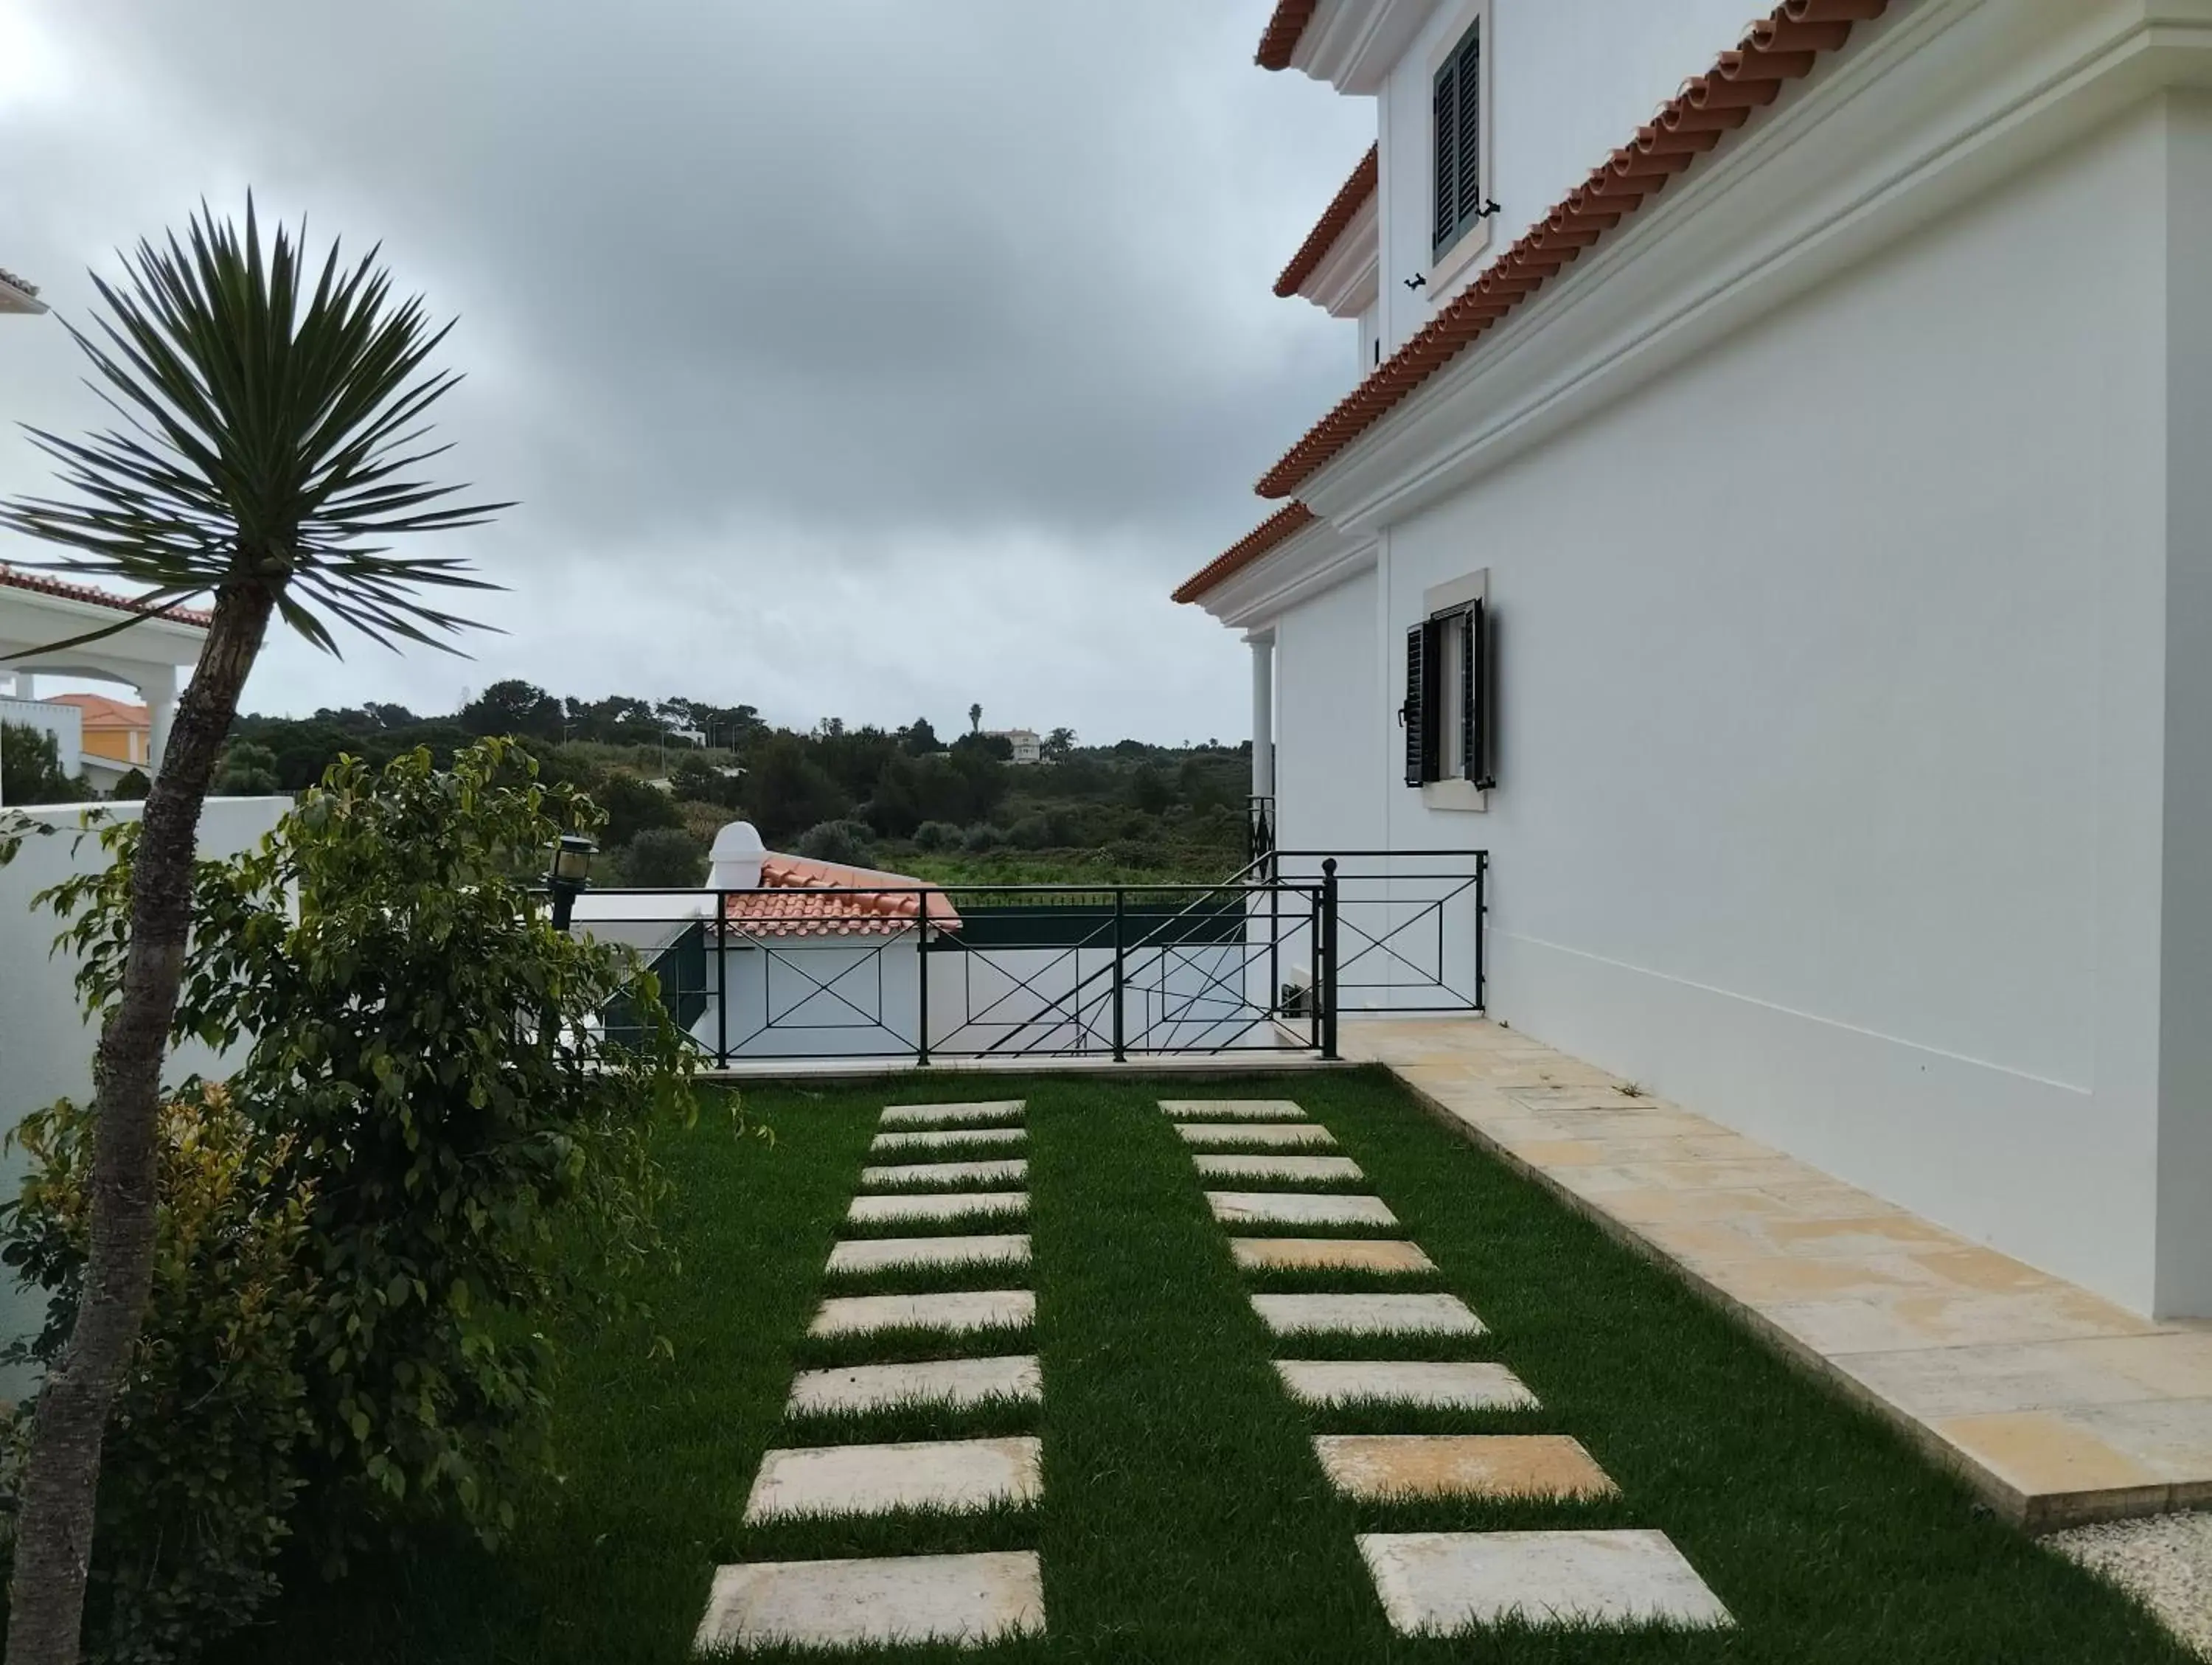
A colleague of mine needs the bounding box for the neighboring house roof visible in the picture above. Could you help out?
[1248,0,1894,506]
[45,692,149,731]
[0,566,213,628]
[1276,145,1379,299]
[725,853,963,939]
[1172,502,1317,605]
[1255,0,1320,71]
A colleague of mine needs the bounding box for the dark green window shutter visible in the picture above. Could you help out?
[1464,600,1495,789]
[1432,20,1484,256]
[1405,620,1443,786]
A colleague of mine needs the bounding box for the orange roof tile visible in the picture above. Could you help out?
[1242,0,1894,515]
[0,566,212,628]
[45,692,148,731]
[1171,503,1317,605]
[723,854,961,939]
[1276,145,1380,299]
[1255,0,1319,72]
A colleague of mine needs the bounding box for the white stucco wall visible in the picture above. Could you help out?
[1267,97,2205,1314]
[1377,0,1766,354]
[0,795,291,1382]
[1273,566,1387,856]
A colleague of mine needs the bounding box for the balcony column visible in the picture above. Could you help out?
[1248,630,1275,800]
[140,664,176,781]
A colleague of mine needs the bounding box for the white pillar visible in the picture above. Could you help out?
[1248,632,1275,801]
[140,664,177,782]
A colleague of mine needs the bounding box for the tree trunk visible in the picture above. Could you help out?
[4,583,274,1665]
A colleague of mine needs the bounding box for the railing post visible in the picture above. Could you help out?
[1111,887,1127,1063]
[1320,858,1340,1061]
[1475,852,1488,1014]
[716,892,729,1067]
[917,900,932,1067]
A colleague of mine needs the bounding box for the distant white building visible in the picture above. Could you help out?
[1179,0,2212,1321]
[987,728,1043,765]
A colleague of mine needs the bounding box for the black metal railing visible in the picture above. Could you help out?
[564,849,1483,1069]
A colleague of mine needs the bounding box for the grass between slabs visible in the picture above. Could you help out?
[237,1071,2191,1664]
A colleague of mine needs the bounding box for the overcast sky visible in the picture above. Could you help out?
[0,2,1369,743]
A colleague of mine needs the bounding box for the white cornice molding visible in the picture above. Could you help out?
[1292,0,1439,94]
[1298,0,2212,535]
[1198,518,1379,630]
[1298,187,1380,319]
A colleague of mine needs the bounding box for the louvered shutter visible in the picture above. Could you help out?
[1432,55,1458,253]
[1454,27,1482,231]
[1404,624,1427,786]
[1459,606,1478,782]
[1465,600,1495,788]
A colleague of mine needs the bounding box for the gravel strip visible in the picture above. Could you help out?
[2049,1512,2212,1658]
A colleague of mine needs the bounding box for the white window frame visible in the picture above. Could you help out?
[1423,1,1495,298]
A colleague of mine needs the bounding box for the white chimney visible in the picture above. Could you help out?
[707,820,766,890]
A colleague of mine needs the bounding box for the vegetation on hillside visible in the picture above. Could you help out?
[228,678,1255,885]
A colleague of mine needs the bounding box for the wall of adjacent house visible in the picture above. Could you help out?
[1348,99,2183,1314]
[0,795,291,1388]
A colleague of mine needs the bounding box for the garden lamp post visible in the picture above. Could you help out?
[547,833,596,931]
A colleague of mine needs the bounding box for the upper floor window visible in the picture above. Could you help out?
[1432,18,1484,258]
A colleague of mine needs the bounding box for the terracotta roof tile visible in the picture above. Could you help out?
[1276,145,1380,299]
[1245,0,1896,509]
[1170,502,1317,605]
[723,854,961,939]
[44,692,148,730]
[0,566,212,628]
[1255,0,1319,72]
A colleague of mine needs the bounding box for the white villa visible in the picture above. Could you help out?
[1179,0,2212,1324]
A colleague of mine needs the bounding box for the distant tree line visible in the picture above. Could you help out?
[224,679,1253,885]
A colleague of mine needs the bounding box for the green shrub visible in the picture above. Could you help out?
[962,822,1004,853]
[794,818,874,865]
[1,1085,317,1664]
[42,740,698,1571]
[621,826,706,886]
[911,820,961,852]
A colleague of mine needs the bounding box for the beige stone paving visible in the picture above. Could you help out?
[1343,1017,2212,1529]
[1314,1433,1618,1502]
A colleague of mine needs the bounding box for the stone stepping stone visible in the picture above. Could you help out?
[1161,1098,1306,1120]
[810,1290,1034,1338]
[849,1192,1026,1225]
[861,1158,1028,1189]
[787,1355,1042,1417]
[1177,1122,1335,1149]
[1276,1360,1537,1410]
[1315,1434,1615,1501]
[872,1126,1027,1153]
[880,1099,1026,1127]
[826,1234,1030,1275]
[1231,1238,1436,1274]
[1250,1292,1484,1336]
[695,1550,1045,1652]
[1356,1530,1733,1634]
[1194,1154,1364,1184]
[1207,1192,1397,1228]
[742,1436,1043,1522]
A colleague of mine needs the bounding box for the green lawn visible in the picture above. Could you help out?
[237,1070,2188,1663]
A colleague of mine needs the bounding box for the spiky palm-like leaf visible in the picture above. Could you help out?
[0,198,507,653]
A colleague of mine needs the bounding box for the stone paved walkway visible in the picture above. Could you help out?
[695,1100,1045,1653]
[1166,1096,1733,1638]
[1341,1018,2212,1529]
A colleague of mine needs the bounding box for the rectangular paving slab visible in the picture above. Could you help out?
[695,1550,1045,1652]
[1250,1292,1484,1336]
[849,1192,1027,1225]
[1176,1122,1336,1149]
[1160,1098,1307,1120]
[826,1234,1031,1276]
[860,1158,1029,1189]
[1356,1529,1733,1633]
[1315,1434,1615,1501]
[742,1436,1043,1522]
[872,1126,1028,1153]
[787,1355,1043,1417]
[880,1099,1026,1127]
[810,1290,1034,1338]
[1194,1154,1365,1184]
[1231,1238,1436,1274]
[1207,1192,1398,1228]
[1276,1360,1537,1410]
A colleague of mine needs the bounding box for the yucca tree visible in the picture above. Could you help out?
[1,201,504,1665]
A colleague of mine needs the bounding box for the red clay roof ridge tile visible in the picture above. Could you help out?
[1255,0,1320,72]
[1276,145,1380,299]
[1169,501,1318,605]
[0,566,214,628]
